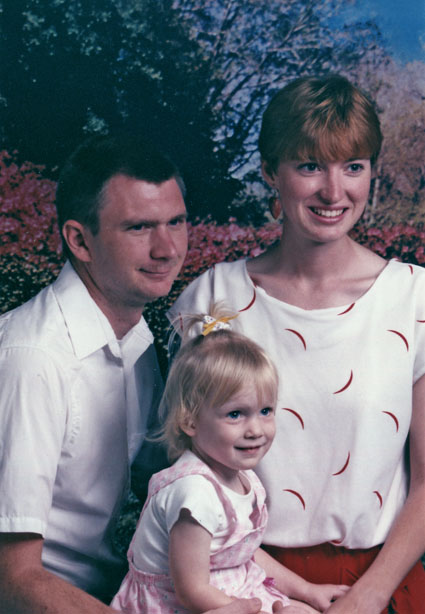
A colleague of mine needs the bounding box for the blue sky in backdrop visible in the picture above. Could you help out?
[337,0,425,63]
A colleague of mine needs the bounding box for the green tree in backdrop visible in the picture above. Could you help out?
[1,0,387,222]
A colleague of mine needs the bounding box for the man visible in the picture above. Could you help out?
[0,136,270,614]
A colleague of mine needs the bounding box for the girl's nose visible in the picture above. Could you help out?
[245,418,262,438]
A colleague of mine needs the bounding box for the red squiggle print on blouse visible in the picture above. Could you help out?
[408,265,414,275]
[382,411,399,432]
[238,289,256,312]
[332,452,350,476]
[337,303,355,316]
[284,329,307,350]
[387,330,409,351]
[374,491,383,508]
[283,489,306,510]
[333,370,353,394]
[281,408,305,429]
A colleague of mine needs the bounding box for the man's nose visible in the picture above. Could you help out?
[150,226,178,259]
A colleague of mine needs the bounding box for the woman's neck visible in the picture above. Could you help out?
[276,233,359,280]
[248,234,386,310]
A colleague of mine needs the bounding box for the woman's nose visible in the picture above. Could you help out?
[319,170,344,204]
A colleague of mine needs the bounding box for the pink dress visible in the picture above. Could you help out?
[111,452,290,613]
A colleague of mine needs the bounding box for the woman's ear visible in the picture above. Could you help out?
[62,220,92,263]
[261,160,276,188]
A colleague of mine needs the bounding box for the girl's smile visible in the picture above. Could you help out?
[183,383,276,491]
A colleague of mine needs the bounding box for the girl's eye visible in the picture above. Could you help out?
[227,410,241,420]
[260,407,273,416]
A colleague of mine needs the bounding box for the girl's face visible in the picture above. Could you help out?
[262,158,371,245]
[183,382,276,486]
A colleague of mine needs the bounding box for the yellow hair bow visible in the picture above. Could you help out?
[202,313,239,336]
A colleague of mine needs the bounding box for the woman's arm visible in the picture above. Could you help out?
[325,372,425,613]
[254,548,348,612]
[169,509,235,613]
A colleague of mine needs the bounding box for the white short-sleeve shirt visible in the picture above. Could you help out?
[168,259,425,550]
[132,451,255,574]
[0,261,163,600]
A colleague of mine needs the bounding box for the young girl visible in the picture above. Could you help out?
[111,306,348,614]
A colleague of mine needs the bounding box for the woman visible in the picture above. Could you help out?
[168,75,425,613]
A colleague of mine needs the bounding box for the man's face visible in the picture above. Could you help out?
[82,173,188,322]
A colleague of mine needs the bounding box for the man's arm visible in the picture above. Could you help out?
[0,533,267,614]
[0,533,118,614]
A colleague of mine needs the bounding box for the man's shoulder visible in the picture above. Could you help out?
[0,280,68,355]
[0,262,91,356]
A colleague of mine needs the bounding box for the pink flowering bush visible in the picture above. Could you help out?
[0,151,63,311]
[1,149,424,359]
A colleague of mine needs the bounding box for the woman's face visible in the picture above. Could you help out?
[262,158,371,245]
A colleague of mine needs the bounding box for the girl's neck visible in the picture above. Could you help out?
[190,447,247,495]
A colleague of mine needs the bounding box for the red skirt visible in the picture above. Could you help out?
[264,543,425,613]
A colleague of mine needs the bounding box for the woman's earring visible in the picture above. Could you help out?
[269,192,282,220]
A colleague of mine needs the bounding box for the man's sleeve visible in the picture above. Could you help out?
[0,346,68,535]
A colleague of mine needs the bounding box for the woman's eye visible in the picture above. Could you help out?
[227,410,241,420]
[348,163,364,173]
[299,162,319,172]
[260,407,273,416]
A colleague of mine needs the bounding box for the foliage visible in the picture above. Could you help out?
[1,0,391,223]
[0,151,63,312]
[1,147,424,367]
[351,58,425,226]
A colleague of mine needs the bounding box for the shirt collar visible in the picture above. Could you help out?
[52,261,153,361]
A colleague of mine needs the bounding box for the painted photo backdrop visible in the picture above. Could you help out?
[1,0,424,557]
[1,0,425,338]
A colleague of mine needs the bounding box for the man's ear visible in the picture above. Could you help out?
[62,220,92,263]
[261,160,276,188]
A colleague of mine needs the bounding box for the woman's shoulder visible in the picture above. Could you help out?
[168,259,249,318]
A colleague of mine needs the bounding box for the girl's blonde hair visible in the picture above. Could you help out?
[160,304,279,462]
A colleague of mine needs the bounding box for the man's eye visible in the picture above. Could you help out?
[169,217,186,227]
[129,223,149,231]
